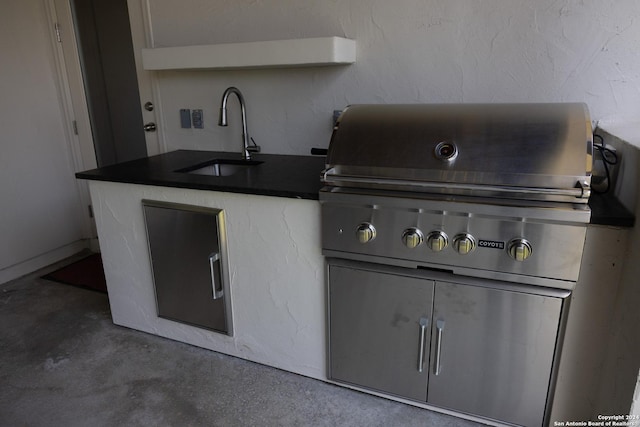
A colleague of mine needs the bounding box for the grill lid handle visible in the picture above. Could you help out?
[322,168,591,201]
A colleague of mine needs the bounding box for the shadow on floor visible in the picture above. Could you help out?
[0,255,486,427]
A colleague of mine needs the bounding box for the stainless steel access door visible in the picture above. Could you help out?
[427,281,567,427]
[142,200,232,335]
[329,264,434,401]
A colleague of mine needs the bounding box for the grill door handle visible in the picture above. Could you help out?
[417,317,429,372]
[435,319,445,375]
[208,252,223,300]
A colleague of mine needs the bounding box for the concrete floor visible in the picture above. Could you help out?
[0,254,486,427]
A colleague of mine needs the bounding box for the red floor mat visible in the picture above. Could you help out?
[42,253,107,293]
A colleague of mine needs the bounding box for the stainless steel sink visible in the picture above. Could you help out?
[176,159,263,177]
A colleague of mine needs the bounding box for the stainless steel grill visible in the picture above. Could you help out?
[321,102,593,288]
[323,103,592,204]
[321,103,594,426]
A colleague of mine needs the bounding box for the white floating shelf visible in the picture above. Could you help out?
[142,37,356,71]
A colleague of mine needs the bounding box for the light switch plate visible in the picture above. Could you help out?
[180,109,191,128]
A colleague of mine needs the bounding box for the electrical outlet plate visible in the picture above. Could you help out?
[192,109,203,129]
[333,110,342,126]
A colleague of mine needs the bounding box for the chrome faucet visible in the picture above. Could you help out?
[218,87,260,160]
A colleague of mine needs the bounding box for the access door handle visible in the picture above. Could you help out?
[435,319,445,375]
[417,317,429,373]
[209,252,223,300]
[143,122,157,132]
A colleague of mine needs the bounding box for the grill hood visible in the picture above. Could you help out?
[323,103,593,203]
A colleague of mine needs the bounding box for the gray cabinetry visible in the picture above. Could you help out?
[428,282,564,427]
[330,265,434,400]
[328,260,568,426]
[142,200,232,335]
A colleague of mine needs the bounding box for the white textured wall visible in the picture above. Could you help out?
[595,205,640,417]
[89,181,326,380]
[550,225,629,422]
[593,137,640,417]
[145,0,640,155]
[0,0,86,283]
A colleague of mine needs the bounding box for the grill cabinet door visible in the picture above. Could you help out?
[427,281,565,427]
[329,264,434,401]
[143,201,229,334]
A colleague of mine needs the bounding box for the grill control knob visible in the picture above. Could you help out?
[402,228,424,249]
[453,233,476,255]
[355,223,376,244]
[508,238,533,262]
[426,231,449,252]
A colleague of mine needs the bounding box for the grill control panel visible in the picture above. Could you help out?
[363,224,504,257]
[356,221,528,260]
[321,194,588,286]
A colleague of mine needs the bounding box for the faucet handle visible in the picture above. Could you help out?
[247,137,260,153]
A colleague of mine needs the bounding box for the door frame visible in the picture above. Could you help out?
[127,0,164,156]
[48,0,95,171]
[46,0,164,248]
[48,0,164,170]
[46,0,96,247]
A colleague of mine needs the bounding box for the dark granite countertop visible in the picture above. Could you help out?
[76,150,635,227]
[76,150,327,200]
[589,193,635,228]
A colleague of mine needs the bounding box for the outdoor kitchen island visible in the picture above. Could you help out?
[77,149,633,427]
[77,150,328,380]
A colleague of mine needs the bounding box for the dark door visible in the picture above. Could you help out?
[71,0,147,166]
